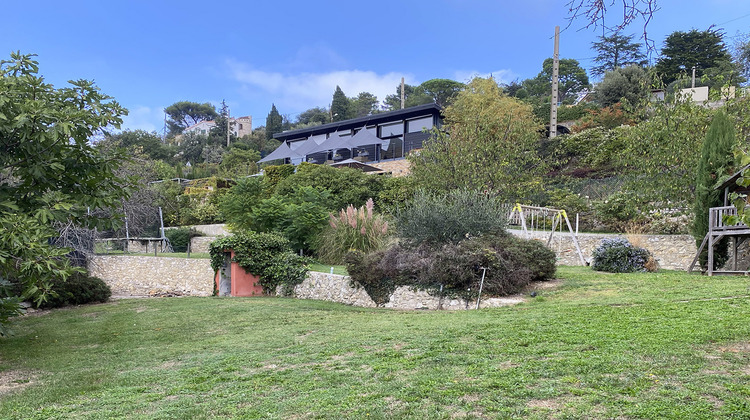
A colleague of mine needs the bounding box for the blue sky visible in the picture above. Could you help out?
[2,0,749,133]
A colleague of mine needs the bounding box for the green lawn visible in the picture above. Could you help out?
[1,267,749,419]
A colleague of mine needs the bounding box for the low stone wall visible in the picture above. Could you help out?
[190,236,216,253]
[192,224,229,237]
[280,272,525,310]
[88,256,214,297]
[509,230,696,271]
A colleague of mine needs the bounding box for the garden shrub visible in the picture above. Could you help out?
[316,198,391,264]
[345,234,556,304]
[164,227,202,252]
[395,189,508,247]
[591,237,654,273]
[39,272,112,309]
[209,232,308,293]
[274,163,384,211]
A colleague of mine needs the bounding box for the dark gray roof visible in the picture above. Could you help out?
[349,127,387,148]
[257,142,303,163]
[273,103,442,141]
[315,132,352,152]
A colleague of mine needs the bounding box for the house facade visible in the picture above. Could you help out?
[183,115,253,138]
[259,104,442,166]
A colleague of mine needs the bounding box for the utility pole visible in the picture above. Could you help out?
[400,77,405,109]
[226,104,231,148]
[549,25,560,139]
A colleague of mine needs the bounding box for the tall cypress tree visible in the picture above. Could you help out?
[265,104,283,141]
[331,86,351,121]
[692,110,736,269]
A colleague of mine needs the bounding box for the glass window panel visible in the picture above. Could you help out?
[379,121,404,137]
[407,116,433,133]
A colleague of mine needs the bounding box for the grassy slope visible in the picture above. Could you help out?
[1,267,749,419]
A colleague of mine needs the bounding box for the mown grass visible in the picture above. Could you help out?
[1,267,749,419]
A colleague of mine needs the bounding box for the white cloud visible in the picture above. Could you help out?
[227,59,416,114]
[120,105,164,133]
[453,69,518,84]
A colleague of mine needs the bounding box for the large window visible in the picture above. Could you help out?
[407,116,433,133]
[379,121,404,137]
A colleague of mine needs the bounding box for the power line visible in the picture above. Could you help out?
[717,12,750,26]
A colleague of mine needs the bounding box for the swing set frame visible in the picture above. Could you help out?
[508,204,587,266]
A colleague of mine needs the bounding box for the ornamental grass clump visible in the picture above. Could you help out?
[591,237,655,273]
[316,198,390,264]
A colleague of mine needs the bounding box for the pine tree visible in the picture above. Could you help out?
[590,33,647,77]
[692,110,736,269]
[265,104,283,141]
[330,86,351,121]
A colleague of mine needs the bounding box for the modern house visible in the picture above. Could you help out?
[183,115,253,138]
[259,103,443,167]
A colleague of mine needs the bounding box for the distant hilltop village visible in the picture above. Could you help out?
[183,115,252,138]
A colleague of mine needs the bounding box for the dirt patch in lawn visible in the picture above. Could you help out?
[0,370,38,396]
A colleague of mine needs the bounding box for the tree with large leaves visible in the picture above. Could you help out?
[164,101,218,137]
[590,33,647,77]
[410,77,544,201]
[0,53,130,334]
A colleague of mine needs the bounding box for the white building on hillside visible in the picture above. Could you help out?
[183,115,252,138]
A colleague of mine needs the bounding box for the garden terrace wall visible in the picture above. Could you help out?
[89,256,214,297]
[510,230,696,270]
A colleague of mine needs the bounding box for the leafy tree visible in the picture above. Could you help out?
[420,79,465,107]
[331,86,351,121]
[591,33,647,77]
[0,53,129,333]
[735,34,750,80]
[383,84,432,111]
[274,163,384,211]
[178,132,209,164]
[101,130,175,162]
[410,77,545,201]
[295,107,329,126]
[218,147,260,177]
[349,92,379,118]
[618,97,714,206]
[655,29,735,86]
[523,58,590,104]
[594,65,649,107]
[692,110,736,270]
[164,101,218,137]
[265,104,283,141]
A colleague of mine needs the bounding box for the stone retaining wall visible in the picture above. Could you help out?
[88,256,214,297]
[280,272,525,310]
[509,230,696,270]
[190,236,216,253]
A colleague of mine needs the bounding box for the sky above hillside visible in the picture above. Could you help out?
[2,0,749,133]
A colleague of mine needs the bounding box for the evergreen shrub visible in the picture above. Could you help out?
[164,227,202,252]
[395,189,508,246]
[40,272,112,308]
[591,237,653,273]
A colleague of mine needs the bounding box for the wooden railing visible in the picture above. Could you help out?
[709,206,748,231]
